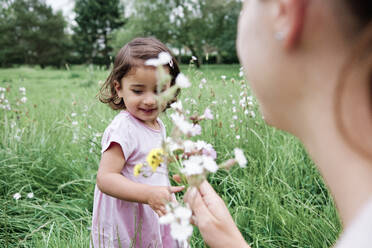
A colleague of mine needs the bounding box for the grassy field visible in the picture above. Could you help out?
[0,64,341,247]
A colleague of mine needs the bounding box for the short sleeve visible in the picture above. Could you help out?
[101,117,135,160]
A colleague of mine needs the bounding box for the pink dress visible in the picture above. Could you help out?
[91,111,178,248]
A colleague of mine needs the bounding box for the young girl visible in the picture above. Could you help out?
[91,37,184,248]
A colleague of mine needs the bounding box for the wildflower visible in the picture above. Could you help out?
[20,97,27,103]
[250,111,256,118]
[201,78,207,84]
[133,163,143,176]
[234,148,247,168]
[19,87,26,94]
[160,204,193,243]
[221,75,226,80]
[236,135,241,140]
[0,87,5,92]
[199,83,203,89]
[72,121,78,126]
[170,101,183,111]
[203,108,213,120]
[13,193,21,200]
[191,56,197,61]
[145,52,172,67]
[181,155,218,176]
[170,113,201,137]
[176,73,191,88]
[233,115,238,120]
[27,192,34,199]
[71,112,77,117]
[146,148,164,172]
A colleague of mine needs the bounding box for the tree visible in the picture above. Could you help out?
[126,0,242,67]
[73,0,124,66]
[0,0,69,67]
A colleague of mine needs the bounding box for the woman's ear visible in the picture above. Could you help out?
[274,0,309,50]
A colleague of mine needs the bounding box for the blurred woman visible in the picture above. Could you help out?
[185,0,372,247]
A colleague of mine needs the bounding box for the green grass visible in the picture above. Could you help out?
[0,65,341,247]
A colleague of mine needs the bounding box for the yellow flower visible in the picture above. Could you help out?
[146,148,164,172]
[133,163,143,177]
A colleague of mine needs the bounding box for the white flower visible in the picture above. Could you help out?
[170,101,183,111]
[244,109,249,115]
[145,52,172,67]
[221,75,226,80]
[174,205,192,220]
[170,113,201,136]
[0,93,4,99]
[71,112,77,117]
[203,108,213,120]
[201,78,207,84]
[166,137,182,152]
[212,100,217,105]
[201,155,218,173]
[160,204,193,243]
[27,192,34,199]
[181,156,204,176]
[233,115,238,120]
[13,193,21,200]
[199,83,203,89]
[191,56,197,61]
[0,87,6,92]
[20,97,27,103]
[159,213,176,225]
[176,73,191,88]
[19,87,26,94]
[250,111,256,118]
[236,135,240,140]
[181,155,218,176]
[239,71,244,77]
[72,121,78,126]
[171,221,193,242]
[234,148,247,168]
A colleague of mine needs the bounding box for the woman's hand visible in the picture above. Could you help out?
[147,185,184,216]
[184,180,250,248]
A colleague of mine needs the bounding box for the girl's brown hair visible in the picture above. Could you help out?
[334,1,372,158]
[98,37,180,110]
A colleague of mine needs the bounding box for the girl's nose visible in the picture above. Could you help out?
[143,93,157,106]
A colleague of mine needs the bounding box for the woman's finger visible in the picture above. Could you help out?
[184,187,215,225]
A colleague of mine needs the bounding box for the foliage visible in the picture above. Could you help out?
[0,0,69,68]
[122,0,242,67]
[72,0,125,67]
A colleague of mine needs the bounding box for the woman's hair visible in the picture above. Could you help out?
[334,0,372,158]
[98,37,180,110]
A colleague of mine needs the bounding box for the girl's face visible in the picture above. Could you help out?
[116,66,170,128]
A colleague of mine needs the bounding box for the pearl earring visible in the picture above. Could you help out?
[275,31,286,41]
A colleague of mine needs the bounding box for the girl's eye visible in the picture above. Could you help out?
[132,90,142,94]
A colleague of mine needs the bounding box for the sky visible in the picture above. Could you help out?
[45,0,75,24]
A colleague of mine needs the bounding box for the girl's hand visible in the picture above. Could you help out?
[184,181,250,248]
[147,185,184,216]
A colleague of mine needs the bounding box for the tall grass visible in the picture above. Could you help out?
[0,65,341,247]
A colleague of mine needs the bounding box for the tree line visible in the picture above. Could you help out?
[0,0,241,68]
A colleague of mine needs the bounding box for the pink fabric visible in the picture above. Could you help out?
[91,111,178,248]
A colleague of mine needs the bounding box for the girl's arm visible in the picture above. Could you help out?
[96,142,183,216]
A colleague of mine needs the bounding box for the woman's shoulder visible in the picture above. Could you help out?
[335,197,372,248]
